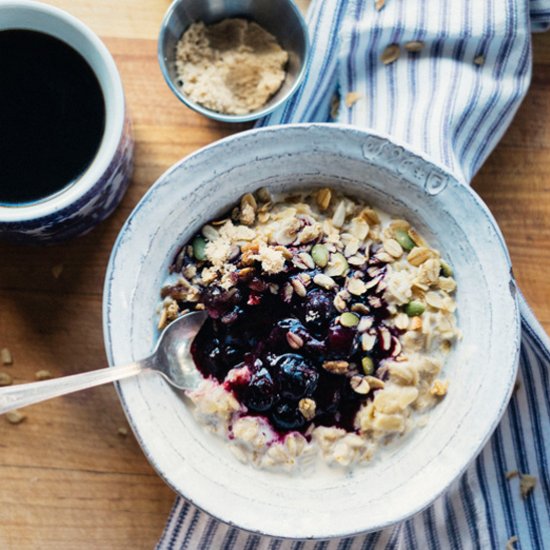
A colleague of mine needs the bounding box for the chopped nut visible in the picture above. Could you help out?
[365,375,385,389]
[357,316,373,332]
[286,332,304,350]
[405,40,424,53]
[407,246,435,266]
[430,379,449,397]
[0,371,13,386]
[408,227,426,247]
[291,277,307,297]
[51,264,63,279]
[6,410,26,424]
[410,316,423,331]
[505,536,518,550]
[322,360,350,374]
[333,293,347,312]
[379,327,392,350]
[256,187,272,203]
[359,207,380,225]
[1,348,13,366]
[239,193,257,226]
[361,333,376,351]
[383,238,403,258]
[347,278,367,296]
[505,470,519,480]
[350,375,370,394]
[201,224,219,241]
[299,398,316,420]
[345,91,362,108]
[35,370,53,381]
[316,188,332,211]
[313,273,336,290]
[117,427,129,437]
[298,252,315,269]
[352,303,370,315]
[332,200,347,228]
[381,44,400,65]
[520,473,536,499]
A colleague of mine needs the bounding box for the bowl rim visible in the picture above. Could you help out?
[103,122,521,539]
[156,0,311,123]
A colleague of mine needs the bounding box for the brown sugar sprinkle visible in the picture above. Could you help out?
[345,91,362,108]
[35,370,53,381]
[0,371,13,386]
[6,410,26,425]
[381,44,400,65]
[1,348,13,366]
[505,536,518,550]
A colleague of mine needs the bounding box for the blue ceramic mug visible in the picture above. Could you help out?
[0,0,133,243]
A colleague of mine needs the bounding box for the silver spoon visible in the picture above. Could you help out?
[0,311,208,415]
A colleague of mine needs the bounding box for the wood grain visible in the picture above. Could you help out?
[0,2,549,548]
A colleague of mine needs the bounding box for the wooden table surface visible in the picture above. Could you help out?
[1,1,549,548]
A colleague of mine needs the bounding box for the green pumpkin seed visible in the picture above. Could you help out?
[394,229,416,252]
[440,260,453,277]
[311,244,329,267]
[405,300,425,317]
[192,236,207,261]
[340,312,359,327]
[362,356,375,375]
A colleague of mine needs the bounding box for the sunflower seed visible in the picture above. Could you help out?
[322,360,350,374]
[313,273,337,289]
[6,410,26,424]
[381,44,400,65]
[291,277,307,297]
[405,40,424,53]
[0,372,13,386]
[201,225,219,241]
[35,370,53,381]
[316,188,332,211]
[1,348,13,366]
[332,200,347,228]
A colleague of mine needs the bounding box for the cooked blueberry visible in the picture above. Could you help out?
[327,324,356,355]
[242,367,277,412]
[271,400,306,431]
[202,287,242,318]
[301,289,335,330]
[274,353,319,400]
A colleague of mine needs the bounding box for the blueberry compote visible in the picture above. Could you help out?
[178,248,402,437]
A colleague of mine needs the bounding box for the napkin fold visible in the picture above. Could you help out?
[159,1,550,548]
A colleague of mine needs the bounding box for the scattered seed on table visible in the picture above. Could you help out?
[474,55,485,66]
[375,0,385,11]
[6,410,26,425]
[345,91,362,108]
[118,427,129,437]
[381,44,400,65]
[0,371,13,386]
[51,263,64,279]
[405,40,424,53]
[1,348,13,366]
[35,370,53,381]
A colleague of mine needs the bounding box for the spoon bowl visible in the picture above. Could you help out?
[0,311,207,415]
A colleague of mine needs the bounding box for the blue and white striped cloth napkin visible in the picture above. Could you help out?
[158,1,550,548]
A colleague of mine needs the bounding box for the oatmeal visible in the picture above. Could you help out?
[159,188,460,471]
[175,19,289,115]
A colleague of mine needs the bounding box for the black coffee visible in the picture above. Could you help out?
[0,30,106,205]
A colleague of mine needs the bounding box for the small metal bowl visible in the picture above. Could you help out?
[158,0,310,123]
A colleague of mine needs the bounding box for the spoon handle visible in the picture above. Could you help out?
[0,361,148,415]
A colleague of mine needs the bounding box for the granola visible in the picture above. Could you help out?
[159,188,460,471]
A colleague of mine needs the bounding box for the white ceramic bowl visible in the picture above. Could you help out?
[103,124,520,539]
